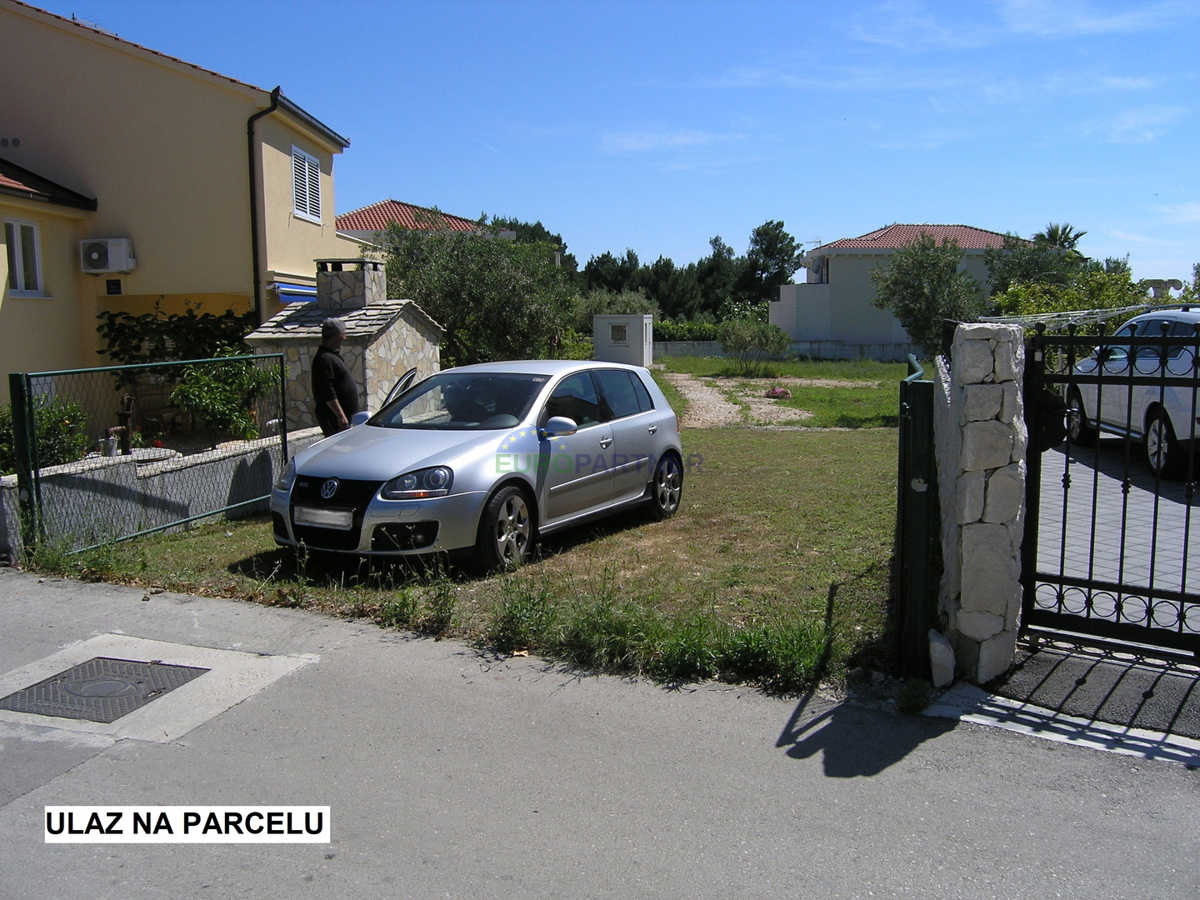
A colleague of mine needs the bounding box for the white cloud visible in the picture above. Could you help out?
[848,1,995,50]
[601,130,735,154]
[999,0,1192,37]
[1084,105,1189,143]
[1154,202,1200,223]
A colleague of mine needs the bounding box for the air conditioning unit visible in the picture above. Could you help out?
[80,238,136,274]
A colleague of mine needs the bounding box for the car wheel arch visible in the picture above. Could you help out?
[480,477,540,529]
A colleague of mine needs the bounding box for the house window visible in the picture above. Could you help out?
[291,146,322,223]
[610,324,627,344]
[4,218,42,295]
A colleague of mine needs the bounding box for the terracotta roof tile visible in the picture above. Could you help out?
[814,224,1017,254]
[336,200,478,235]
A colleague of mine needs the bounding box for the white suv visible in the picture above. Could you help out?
[1067,306,1200,478]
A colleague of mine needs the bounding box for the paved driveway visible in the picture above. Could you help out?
[1034,439,1200,635]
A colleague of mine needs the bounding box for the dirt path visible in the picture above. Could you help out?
[664,372,815,428]
[663,373,742,428]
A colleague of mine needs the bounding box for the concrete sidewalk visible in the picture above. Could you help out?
[1,567,1197,899]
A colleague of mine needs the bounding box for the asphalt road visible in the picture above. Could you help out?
[1,568,1197,899]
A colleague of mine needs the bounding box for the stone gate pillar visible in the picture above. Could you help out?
[933,324,1028,683]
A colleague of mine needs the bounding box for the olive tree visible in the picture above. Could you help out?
[870,232,985,357]
[381,226,578,367]
[719,318,791,375]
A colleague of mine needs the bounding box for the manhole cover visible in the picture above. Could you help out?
[0,657,209,723]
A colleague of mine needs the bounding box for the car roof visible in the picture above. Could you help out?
[441,360,649,376]
[1131,306,1200,323]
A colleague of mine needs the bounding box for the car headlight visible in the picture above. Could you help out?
[381,466,453,500]
[274,459,297,492]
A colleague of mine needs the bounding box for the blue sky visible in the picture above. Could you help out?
[38,0,1200,280]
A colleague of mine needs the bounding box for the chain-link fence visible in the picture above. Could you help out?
[5,354,289,555]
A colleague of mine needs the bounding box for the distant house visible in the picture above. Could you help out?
[0,0,359,401]
[337,200,480,245]
[770,224,1011,360]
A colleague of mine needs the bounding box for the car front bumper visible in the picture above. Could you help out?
[270,486,487,556]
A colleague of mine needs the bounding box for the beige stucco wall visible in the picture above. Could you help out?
[0,198,93,403]
[258,117,343,291]
[777,251,995,347]
[0,0,349,384]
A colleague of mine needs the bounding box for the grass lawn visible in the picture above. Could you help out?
[660,355,912,382]
[48,426,898,693]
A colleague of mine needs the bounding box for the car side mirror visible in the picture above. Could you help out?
[539,416,578,439]
[350,411,370,427]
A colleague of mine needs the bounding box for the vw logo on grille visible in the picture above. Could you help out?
[320,478,340,500]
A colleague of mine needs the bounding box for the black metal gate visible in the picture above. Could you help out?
[1022,321,1200,658]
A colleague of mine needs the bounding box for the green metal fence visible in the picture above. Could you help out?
[6,353,288,555]
[893,356,940,678]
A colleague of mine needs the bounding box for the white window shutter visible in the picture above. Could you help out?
[292,147,321,220]
[306,156,321,219]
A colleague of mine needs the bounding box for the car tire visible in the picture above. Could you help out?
[1066,387,1097,448]
[1145,410,1185,479]
[474,485,535,572]
[647,455,683,521]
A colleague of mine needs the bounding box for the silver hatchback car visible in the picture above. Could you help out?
[271,360,683,570]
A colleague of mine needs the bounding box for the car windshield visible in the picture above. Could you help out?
[371,372,546,430]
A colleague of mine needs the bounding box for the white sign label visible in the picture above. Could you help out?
[45,806,330,843]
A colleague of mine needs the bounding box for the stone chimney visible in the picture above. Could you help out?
[315,258,386,310]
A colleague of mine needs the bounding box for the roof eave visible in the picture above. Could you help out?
[275,93,350,151]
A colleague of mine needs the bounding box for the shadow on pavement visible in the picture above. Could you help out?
[994,643,1200,740]
[1048,441,1198,506]
[776,691,957,777]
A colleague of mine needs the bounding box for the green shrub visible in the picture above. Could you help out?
[654,319,721,342]
[0,397,90,475]
[170,345,277,446]
[718,318,791,375]
[97,303,256,370]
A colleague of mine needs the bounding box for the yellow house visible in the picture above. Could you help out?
[0,0,358,402]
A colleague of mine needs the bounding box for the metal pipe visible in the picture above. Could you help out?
[247,87,282,327]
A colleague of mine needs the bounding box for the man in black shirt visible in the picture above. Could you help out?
[311,318,360,437]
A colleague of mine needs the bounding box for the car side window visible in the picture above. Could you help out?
[593,369,642,420]
[1100,323,1137,362]
[630,373,654,412]
[543,372,602,427]
[1166,320,1199,362]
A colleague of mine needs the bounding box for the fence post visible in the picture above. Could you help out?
[277,354,289,462]
[894,357,939,678]
[8,373,41,551]
[1020,326,1046,640]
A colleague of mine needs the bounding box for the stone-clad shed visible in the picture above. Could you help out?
[245,259,441,431]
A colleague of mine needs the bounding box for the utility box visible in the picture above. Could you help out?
[593,314,653,367]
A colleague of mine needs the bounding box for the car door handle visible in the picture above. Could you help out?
[647,423,658,435]
[599,436,613,449]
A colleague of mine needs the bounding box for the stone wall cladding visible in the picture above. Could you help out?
[933,323,1027,684]
[246,297,442,431]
